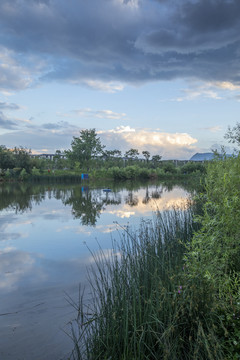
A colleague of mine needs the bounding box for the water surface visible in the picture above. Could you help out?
[0,180,193,360]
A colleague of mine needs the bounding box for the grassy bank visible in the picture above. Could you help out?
[0,162,206,183]
[67,155,240,360]
[68,206,225,360]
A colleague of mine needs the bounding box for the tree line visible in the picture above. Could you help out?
[0,128,206,180]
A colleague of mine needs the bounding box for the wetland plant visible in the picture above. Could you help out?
[68,205,225,360]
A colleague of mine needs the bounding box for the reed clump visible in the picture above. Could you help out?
[68,204,226,360]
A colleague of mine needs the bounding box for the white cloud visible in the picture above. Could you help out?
[214,81,240,91]
[108,210,135,218]
[0,247,35,291]
[68,108,127,120]
[99,127,198,159]
[0,47,33,91]
[201,126,222,133]
[170,80,240,102]
[172,83,222,102]
[83,80,124,93]
[99,125,135,134]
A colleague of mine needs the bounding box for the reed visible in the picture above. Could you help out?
[68,205,225,360]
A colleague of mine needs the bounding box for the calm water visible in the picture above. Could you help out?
[0,180,194,360]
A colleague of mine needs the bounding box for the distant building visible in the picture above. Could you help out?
[30,153,66,161]
[190,153,215,162]
[190,152,232,162]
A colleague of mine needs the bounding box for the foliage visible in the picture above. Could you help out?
[67,129,105,169]
[0,145,15,169]
[31,167,41,176]
[180,161,206,175]
[0,131,207,182]
[12,147,32,172]
[20,168,28,180]
[67,149,240,359]
[142,150,150,162]
[187,155,240,358]
[162,161,178,174]
[224,122,240,147]
[151,154,162,166]
[68,207,226,360]
[124,148,139,159]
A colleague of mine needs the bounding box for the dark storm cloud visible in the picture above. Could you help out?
[0,0,240,89]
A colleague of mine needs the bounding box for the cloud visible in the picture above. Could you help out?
[0,123,197,159]
[0,128,75,152]
[83,80,124,93]
[214,81,240,91]
[99,125,135,133]
[99,127,198,159]
[64,108,127,120]
[175,87,221,102]
[0,110,32,131]
[0,0,240,89]
[0,47,34,91]
[201,126,222,133]
[0,111,19,129]
[167,80,240,102]
[108,210,135,218]
[0,102,21,110]
[0,247,35,291]
[42,121,76,130]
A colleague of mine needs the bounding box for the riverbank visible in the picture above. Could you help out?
[68,156,240,360]
[0,163,205,183]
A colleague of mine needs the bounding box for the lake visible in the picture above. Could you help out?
[0,180,195,360]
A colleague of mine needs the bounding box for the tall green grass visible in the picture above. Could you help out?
[68,204,226,360]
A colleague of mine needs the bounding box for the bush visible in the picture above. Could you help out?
[187,155,240,358]
[31,167,41,176]
[20,168,28,180]
[180,162,206,175]
[162,162,178,174]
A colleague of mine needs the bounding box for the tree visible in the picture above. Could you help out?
[112,149,122,158]
[13,147,32,172]
[68,129,105,169]
[224,122,240,146]
[53,150,66,169]
[142,150,150,162]
[124,148,139,160]
[151,155,162,167]
[0,145,15,169]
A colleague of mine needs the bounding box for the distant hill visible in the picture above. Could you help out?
[190,153,215,161]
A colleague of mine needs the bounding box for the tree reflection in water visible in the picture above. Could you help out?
[0,183,46,213]
[63,186,121,226]
[0,179,199,226]
[125,190,139,207]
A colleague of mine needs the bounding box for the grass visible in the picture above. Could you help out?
[67,203,226,360]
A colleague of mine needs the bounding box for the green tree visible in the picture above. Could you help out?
[124,148,139,160]
[53,150,66,169]
[13,147,32,172]
[0,145,15,169]
[151,154,162,167]
[142,150,150,163]
[67,129,105,169]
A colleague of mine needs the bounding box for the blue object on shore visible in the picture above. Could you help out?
[103,188,111,192]
[81,173,89,180]
[81,186,89,192]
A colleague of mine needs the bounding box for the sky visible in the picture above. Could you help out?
[0,0,240,159]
